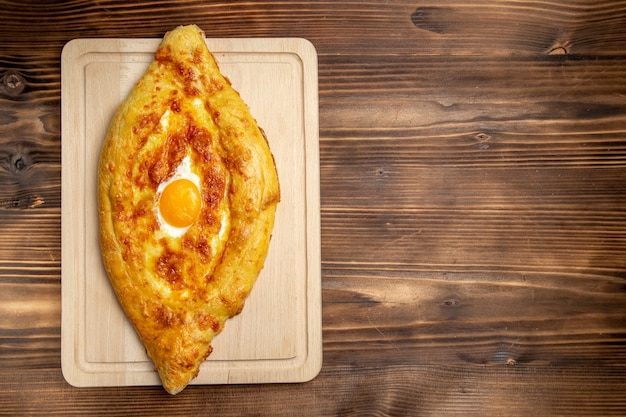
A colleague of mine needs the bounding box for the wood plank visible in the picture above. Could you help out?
[320,54,626,135]
[321,271,626,363]
[0,1,624,55]
[0,366,624,416]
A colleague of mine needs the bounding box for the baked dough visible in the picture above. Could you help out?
[97,25,280,394]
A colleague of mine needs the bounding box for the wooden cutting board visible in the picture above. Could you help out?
[60,36,321,388]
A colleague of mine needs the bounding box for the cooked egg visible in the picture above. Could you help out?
[156,155,202,237]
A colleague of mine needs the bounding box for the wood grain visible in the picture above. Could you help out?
[0,0,625,415]
[0,366,624,416]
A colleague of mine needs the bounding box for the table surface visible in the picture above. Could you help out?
[1,1,625,415]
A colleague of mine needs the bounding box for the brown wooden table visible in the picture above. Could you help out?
[1,1,625,415]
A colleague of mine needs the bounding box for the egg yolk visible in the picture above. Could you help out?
[158,178,201,228]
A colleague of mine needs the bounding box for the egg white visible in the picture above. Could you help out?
[155,155,202,238]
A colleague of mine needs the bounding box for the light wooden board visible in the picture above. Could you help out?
[60,37,321,388]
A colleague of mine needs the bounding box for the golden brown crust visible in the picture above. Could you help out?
[97,25,280,394]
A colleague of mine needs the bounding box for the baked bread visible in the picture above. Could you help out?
[97,25,280,394]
